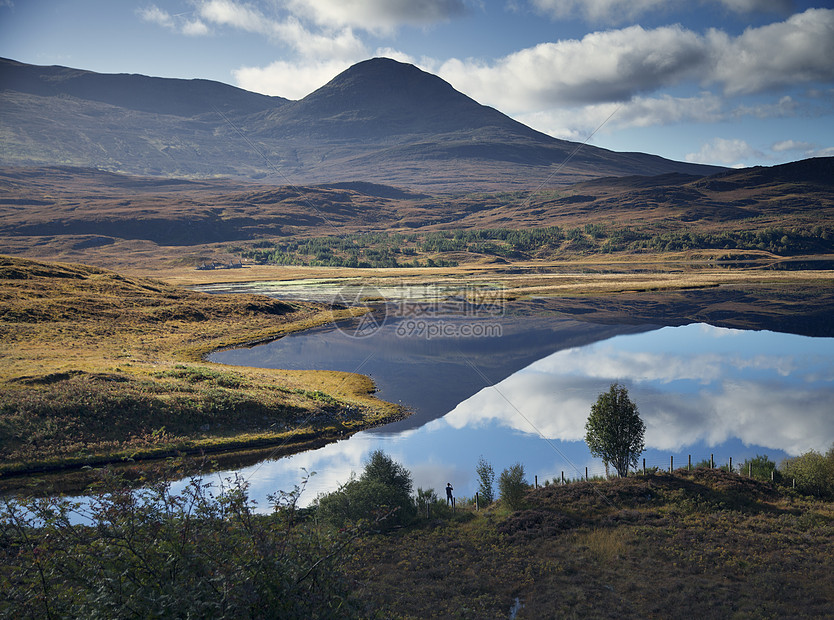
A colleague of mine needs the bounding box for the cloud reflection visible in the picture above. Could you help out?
[440,325,834,456]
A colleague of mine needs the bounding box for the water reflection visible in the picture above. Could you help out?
[193,323,834,508]
[441,324,834,455]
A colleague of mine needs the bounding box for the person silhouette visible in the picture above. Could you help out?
[446,482,454,506]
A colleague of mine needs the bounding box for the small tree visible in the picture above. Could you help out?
[475,456,495,505]
[585,383,645,478]
[317,449,415,528]
[498,462,529,510]
[740,454,778,481]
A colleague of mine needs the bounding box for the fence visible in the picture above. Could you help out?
[466,453,796,512]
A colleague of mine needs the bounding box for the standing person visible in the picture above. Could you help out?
[446,482,454,506]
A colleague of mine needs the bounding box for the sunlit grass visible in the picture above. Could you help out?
[0,256,402,482]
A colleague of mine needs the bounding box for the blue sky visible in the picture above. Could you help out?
[1,0,832,168]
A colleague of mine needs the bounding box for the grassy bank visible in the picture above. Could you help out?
[344,468,834,618]
[4,466,831,618]
[0,256,403,485]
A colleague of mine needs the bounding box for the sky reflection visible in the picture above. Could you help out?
[187,323,834,508]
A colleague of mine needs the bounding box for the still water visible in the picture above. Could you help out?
[202,298,834,508]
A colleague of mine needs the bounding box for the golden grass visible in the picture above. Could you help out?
[0,255,403,480]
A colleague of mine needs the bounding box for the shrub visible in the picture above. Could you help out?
[0,469,361,618]
[476,456,496,505]
[740,454,778,481]
[499,462,529,511]
[413,487,452,519]
[780,446,834,498]
[316,450,416,529]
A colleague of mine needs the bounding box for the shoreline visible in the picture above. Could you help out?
[2,254,833,494]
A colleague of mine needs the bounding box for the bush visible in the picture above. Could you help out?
[0,469,361,618]
[498,462,529,511]
[413,487,452,519]
[316,450,416,529]
[740,454,778,481]
[780,446,834,498]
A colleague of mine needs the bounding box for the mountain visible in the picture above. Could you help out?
[0,56,724,192]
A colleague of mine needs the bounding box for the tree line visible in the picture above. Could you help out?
[231,223,834,268]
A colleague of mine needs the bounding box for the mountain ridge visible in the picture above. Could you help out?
[0,56,725,192]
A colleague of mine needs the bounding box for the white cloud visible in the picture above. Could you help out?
[531,0,670,23]
[233,58,356,98]
[716,0,794,14]
[138,5,176,30]
[441,338,834,456]
[432,9,834,119]
[732,95,797,119]
[194,0,367,59]
[685,137,762,166]
[182,19,210,36]
[139,4,211,35]
[287,0,468,34]
[531,0,793,23]
[197,0,267,33]
[771,139,816,152]
[707,9,834,95]
[438,24,708,110]
[493,92,723,142]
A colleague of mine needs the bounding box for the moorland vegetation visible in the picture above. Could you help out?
[0,255,402,486]
[3,449,833,618]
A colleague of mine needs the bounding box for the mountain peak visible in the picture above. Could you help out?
[285,57,510,137]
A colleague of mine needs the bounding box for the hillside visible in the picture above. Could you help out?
[0,158,831,271]
[0,57,723,192]
[0,255,401,479]
[343,468,834,618]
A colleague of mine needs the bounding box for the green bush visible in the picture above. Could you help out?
[316,450,416,529]
[780,446,834,498]
[740,454,778,481]
[413,487,453,519]
[0,469,361,618]
[498,462,529,511]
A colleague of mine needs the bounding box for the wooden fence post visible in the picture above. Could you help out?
[729,457,733,472]
[749,462,752,477]
[585,466,588,481]
[711,453,714,468]
[771,469,775,482]
[535,475,538,488]
[561,471,566,484]
[688,455,692,471]
[475,492,479,512]
[670,455,674,472]
[643,458,646,476]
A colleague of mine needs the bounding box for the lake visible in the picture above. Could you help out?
[197,282,834,508]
